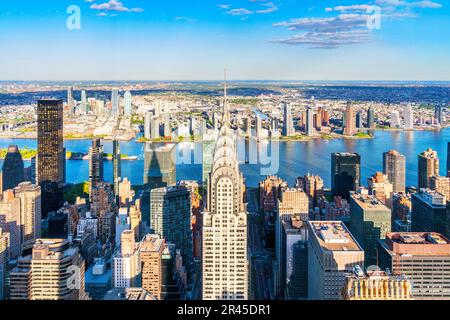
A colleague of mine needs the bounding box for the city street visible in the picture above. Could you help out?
[247,189,272,300]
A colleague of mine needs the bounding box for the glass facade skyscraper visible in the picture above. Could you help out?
[331,152,361,200]
[1,145,24,193]
[150,185,193,279]
[37,99,65,218]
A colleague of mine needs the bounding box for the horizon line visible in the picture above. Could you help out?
[1,79,450,83]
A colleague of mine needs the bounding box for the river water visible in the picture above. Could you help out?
[0,128,448,188]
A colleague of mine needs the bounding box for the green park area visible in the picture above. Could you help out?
[353,132,373,138]
[0,147,36,160]
[64,182,90,204]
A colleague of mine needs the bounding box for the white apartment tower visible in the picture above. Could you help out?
[403,103,414,130]
[202,73,248,300]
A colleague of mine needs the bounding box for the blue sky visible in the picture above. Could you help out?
[0,0,449,80]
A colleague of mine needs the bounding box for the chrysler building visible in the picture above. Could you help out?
[202,72,248,300]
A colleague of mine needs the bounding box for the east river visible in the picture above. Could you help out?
[0,128,448,188]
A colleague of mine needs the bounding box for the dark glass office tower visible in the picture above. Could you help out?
[113,140,121,197]
[150,185,193,280]
[331,152,361,200]
[1,145,24,193]
[89,138,104,199]
[141,142,176,226]
[143,143,176,188]
[37,99,65,218]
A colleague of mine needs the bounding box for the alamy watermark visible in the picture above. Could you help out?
[367,5,382,30]
[66,5,81,30]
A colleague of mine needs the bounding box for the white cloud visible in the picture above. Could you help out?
[271,30,373,49]
[90,0,144,13]
[227,8,254,16]
[327,4,372,12]
[256,2,279,14]
[375,0,442,8]
[273,14,374,49]
[174,16,197,22]
[219,1,278,16]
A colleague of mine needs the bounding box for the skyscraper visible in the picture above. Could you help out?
[150,185,193,279]
[10,238,87,300]
[411,189,449,238]
[111,89,119,115]
[418,148,439,189]
[331,153,361,200]
[390,110,401,128]
[274,188,309,297]
[344,102,356,136]
[144,112,152,140]
[355,111,363,129]
[143,143,176,189]
[403,103,414,130]
[67,86,74,115]
[307,221,364,300]
[14,182,42,245]
[202,76,248,300]
[37,99,65,218]
[430,175,450,199]
[306,107,314,137]
[151,118,161,139]
[350,192,392,266]
[383,150,406,193]
[112,230,141,288]
[89,138,104,199]
[1,145,24,193]
[366,106,375,129]
[81,90,87,114]
[112,140,121,197]
[280,216,306,300]
[282,102,293,137]
[124,91,132,117]
[142,142,176,227]
[378,232,450,300]
[140,234,165,299]
[435,104,444,126]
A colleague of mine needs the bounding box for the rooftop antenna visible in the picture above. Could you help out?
[220,68,230,127]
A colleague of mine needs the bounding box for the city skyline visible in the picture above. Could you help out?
[0,0,449,81]
[0,1,450,307]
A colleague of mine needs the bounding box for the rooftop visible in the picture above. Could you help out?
[85,264,112,285]
[309,221,362,252]
[380,232,450,256]
[351,193,390,210]
[139,234,165,253]
[394,233,449,245]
